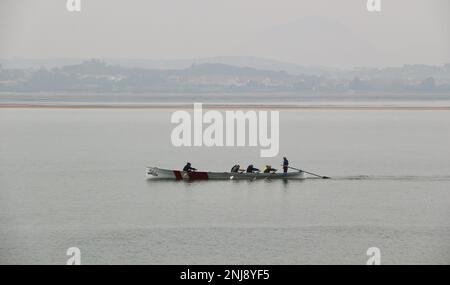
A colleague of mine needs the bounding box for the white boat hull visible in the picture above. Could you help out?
[146,167,305,181]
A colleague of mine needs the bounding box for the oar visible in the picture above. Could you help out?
[287,166,330,179]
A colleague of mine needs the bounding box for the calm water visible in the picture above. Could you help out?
[2,92,450,107]
[1,108,450,264]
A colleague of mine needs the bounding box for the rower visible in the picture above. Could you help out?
[246,165,260,173]
[283,157,289,173]
[183,162,197,172]
[231,164,244,173]
[263,165,277,173]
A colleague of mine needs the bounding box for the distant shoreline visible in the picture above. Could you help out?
[1,103,450,111]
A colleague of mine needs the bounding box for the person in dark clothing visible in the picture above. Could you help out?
[183,162,197,172]
[231,164,244,173]
[246,165,260,173]
[283,157,289,173]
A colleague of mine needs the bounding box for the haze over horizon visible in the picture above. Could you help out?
[1,0,449,68]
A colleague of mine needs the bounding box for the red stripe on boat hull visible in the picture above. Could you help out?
[173,170,182,180]
[187,172,209,180]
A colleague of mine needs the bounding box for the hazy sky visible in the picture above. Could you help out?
[0,0,449,68]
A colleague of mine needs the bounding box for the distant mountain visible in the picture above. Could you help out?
[0,56,336,76]
[233,17,380,68]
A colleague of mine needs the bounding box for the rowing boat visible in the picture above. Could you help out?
[146,167,305,181]
[146,167,305,180]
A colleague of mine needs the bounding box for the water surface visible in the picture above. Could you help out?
[1,108,449,264]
